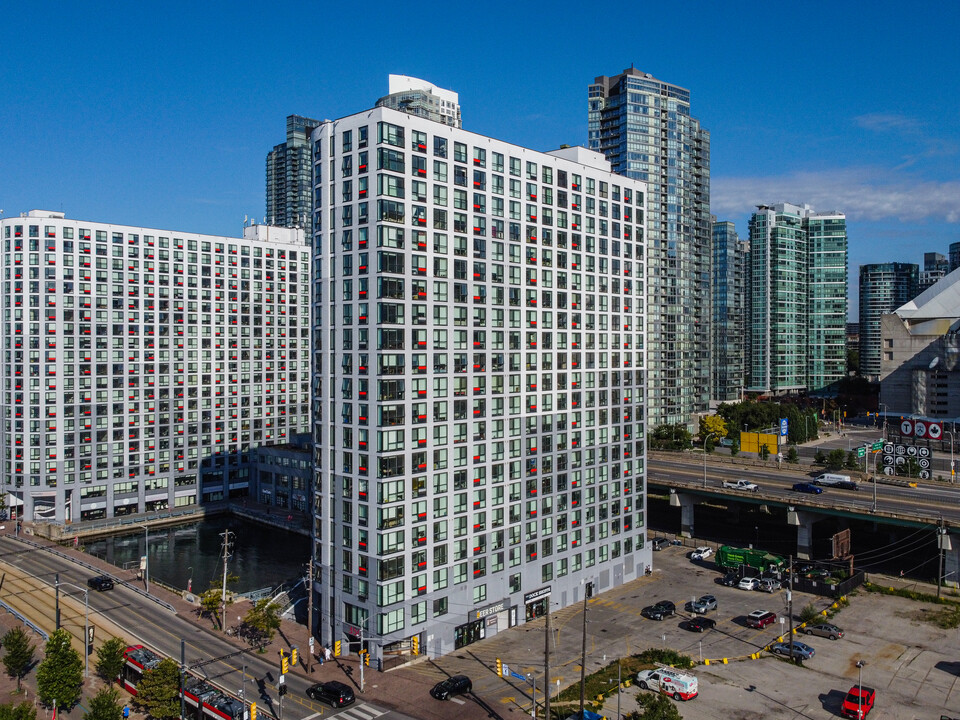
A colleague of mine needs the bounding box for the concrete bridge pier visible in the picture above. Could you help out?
[787,507,818,561]
[670,491,699,538]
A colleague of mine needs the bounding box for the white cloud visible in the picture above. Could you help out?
[711,167,960,223]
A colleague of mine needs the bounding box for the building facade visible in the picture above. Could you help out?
[375,75,461,128]
[266,115,321,236]
[711,220,748,403]
[0,211,310,521]
[880,268,960,419]
[747,203,848,395]
[859,262,919,379]
[588,68,710,429]
[950,242,960,273]
[311,105,650,661]
[920,251,949,292]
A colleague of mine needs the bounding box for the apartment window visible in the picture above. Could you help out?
[377,121,404,147]
[434,137,447,158]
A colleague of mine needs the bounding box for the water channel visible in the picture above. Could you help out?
[84,516,310,594]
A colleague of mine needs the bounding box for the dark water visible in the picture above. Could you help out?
[84,517,310,594]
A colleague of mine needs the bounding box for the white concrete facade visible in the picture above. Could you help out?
[0,211,311,522]
[312,105,651,660]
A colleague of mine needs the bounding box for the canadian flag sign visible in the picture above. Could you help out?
[926,422,943,440]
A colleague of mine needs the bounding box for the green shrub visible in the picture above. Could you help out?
[799,603,821,624]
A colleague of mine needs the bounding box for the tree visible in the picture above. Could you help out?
[95,637,127,683]
[649,424,692,451]
[2,627,36,691]
[133,657,181,720]
[845,451,861,470]
[84,687,123,720]
[698,415,728,444]
[759,443,771,461]
[0,702,37,720]
[826,448,847,470]
[814,449,826,465]
[242,598,282,645]
[35,628,83,710]
[786,446,800,464]
[199,587,232,629]
[626,691,683,720]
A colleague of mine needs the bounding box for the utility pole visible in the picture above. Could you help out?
[544,607,551,720]
[788,555,796,663]
[578,586,588,718]
[179,640,186,720]
[220,528,234,632]
[306,562,314,672]
[938,518,945,600]
[55,573,61,630]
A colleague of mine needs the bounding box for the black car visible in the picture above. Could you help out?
[87,575,115,591]
[718,571,741,587]
[640,600,676,621]
[685,616,716,633]
[430,674,472,700]
[306,681,355,708]
[651,537,671,551]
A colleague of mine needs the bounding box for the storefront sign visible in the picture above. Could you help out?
[524,586,551,603]
[473,600,506,621]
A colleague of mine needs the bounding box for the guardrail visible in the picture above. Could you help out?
[0,597,49,641]
[7,535,176,614]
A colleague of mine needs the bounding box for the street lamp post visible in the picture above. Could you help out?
[137,524,150,593]
[57,580,90,678]
[945,429,955,484]
[872,451,881,513]
[878,403,889,439]
[703,432,717,488]
[528,673,537,719]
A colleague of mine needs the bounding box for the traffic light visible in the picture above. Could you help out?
[290,647,298,667]
[334,640,341,657]
[249,703,256,720]
[496,658,503,677]
[362,650,370,666]
[280,650,289,675]
[411,635,419,656]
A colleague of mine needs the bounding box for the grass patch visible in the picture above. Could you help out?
[552,649,694,712]
[863,582,960,606]
[917,604,960,629]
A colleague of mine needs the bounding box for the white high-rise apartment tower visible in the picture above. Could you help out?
[0,211,311,522]
[311,92,650,661]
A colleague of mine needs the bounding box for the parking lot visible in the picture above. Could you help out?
[417,537,960,719]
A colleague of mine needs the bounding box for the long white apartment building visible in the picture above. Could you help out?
[1,211,311,522]
[312,104,651,660]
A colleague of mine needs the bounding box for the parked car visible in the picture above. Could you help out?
[641,600,676,621]
[685,616,716,633]
[87,575,115,592]
[718,571,741,587]
[738,577,760,591]
[651,537,672,551]
[635,668,698,701]
[306,681,355,708]
[792,482,823,494]
[690,546,713,561]
[803,623,843,640]
[722,479,759,492]
[690,595,717,613]
[758,578,781,593]
[769,641,815,660]
[746,610,777,629]
[430,675,472,700]
[841,685,875,718]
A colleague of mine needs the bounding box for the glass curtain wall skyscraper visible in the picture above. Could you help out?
[747,203,848,394]
[711,220,748,402]
[859,262,919,379]
[266,115,321,235]
[588,68,710,429]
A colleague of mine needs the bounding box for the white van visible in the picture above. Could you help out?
[815,473,858,490]
[636,668,699,701]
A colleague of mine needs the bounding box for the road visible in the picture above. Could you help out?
[0,535,410,720]
[648,454,960,526]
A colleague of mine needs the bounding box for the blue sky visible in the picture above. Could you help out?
[2,0,959,318]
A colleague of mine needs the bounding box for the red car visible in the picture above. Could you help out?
[841,685,875,718]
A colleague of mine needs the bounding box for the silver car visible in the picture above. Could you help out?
[758,578,781,593]
[690,594,718,613]
[802,623,843,640]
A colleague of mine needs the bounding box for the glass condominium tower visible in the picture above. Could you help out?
[311,102,650,662]
[711,220,748,402]
[858,262,918,379]
[588,68,710,429]
[267,115,321,236]
[747,203,848,394]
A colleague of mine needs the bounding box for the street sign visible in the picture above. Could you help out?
[907,446,918,457]
[510,669,525,681]
[918,447,930,458]
[857,447,866,458]
[872,441,884,451]
[928,423,943,440]
[901,420,914,437]
[919,470,931,480]
[884,467,894,475]
[780,418,788,437]
[919,458,930,469]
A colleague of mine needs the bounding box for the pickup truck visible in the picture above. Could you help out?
[722,479,759,492]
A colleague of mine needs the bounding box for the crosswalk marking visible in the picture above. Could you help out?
[333,704,386,720]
